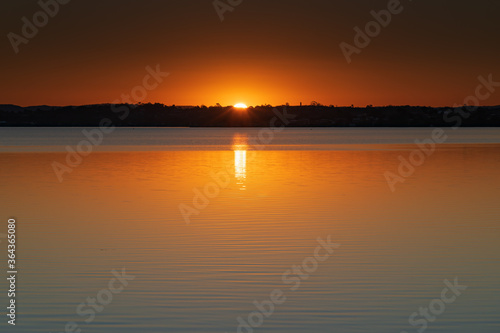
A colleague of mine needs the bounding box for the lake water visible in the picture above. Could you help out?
[0,128,499,333]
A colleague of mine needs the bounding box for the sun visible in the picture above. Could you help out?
[234,103,248,109]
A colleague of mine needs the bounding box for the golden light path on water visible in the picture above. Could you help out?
[232,134,248,190]
[1,129,500,333]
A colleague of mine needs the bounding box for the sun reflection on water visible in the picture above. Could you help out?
[232,134,248,190]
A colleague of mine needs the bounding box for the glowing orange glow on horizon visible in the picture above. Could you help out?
[3,3,500,107]
[234,103,248,109]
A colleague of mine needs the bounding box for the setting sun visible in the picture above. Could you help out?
[234,103,248,109]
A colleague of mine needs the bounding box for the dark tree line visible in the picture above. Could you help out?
[1,103,500,127]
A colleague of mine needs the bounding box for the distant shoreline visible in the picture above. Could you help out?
[1,104,500,127]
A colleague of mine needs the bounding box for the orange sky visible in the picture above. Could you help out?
[1,0,499,107]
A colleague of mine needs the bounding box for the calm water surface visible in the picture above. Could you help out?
[0,128,499,333]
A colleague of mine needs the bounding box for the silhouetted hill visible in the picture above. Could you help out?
[1,104,500,127]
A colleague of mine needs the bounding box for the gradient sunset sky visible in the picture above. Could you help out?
[1,0,499,107]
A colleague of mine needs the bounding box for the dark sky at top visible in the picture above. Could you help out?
[1,0,499,106]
